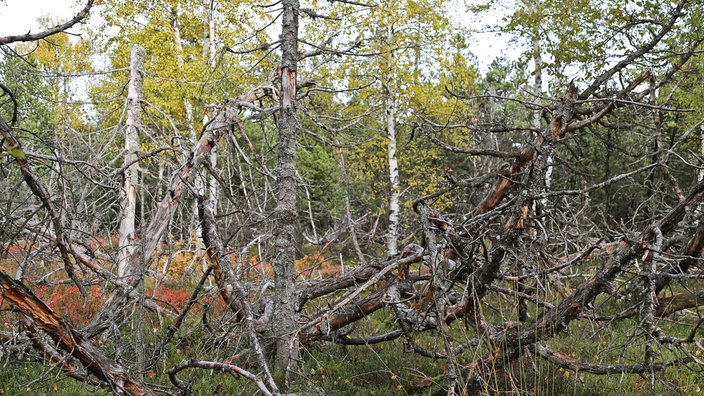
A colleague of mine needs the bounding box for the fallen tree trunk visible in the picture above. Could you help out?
[0,271,152,395]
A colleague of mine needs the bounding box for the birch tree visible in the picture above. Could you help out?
[384,11,401,256]
[302,0,461,255]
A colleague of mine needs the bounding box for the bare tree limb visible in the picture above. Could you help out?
[0,271,152,395]
[0,1,94,45]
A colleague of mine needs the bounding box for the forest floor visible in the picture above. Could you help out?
[1,306,702,395]
[1,256,703,395]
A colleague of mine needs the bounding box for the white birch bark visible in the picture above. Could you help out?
[533,33,553,210]
[385,21,400,257]
[202,0,218,205]
[202,0,216,65]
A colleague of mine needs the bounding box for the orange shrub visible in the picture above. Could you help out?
[147,284,192,311]
[295,252,339,279]
[33,284,105,327]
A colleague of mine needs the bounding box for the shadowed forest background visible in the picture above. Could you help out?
[2,0,704,394]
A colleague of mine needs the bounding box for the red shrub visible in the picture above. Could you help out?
[34,284,105,327]
[147,285,192,311]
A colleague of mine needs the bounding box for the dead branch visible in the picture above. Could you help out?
[0,1,94,45]
[296,244,423,308]
[534,343,693,375]
[578,0,686,100]
[197,196,279,394]
[167,360,273,396]
[0,271,152,395]
[0,116,86,296]
[86,83,279,336]
[656,291,704,317]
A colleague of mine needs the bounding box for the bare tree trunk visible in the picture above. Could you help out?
[202,0,216,65]
[272,0,300,373]
[202,0,218,207]
[116,47,147,380]
[385,21,400,257]
[700,125,704,182]
[118,45,145,278]
[532,31,552,211]
[170,5,195,140]
[88,84,277,335]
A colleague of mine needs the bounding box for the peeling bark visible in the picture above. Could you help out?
[87,83,279,336]
[117,45,145,278]
[0,272,152,395]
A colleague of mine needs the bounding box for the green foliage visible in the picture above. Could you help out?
[0,363,108,395]
[0,54,56,135]
[1,145,25,160]
[298,137,344,229]
[297,0,481,244]
[30,29,93,133]
[298,341,442,395]
[91,0,275,138]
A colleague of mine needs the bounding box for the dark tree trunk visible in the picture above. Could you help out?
[273,0,301,372]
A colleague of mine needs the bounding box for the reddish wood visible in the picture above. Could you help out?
[0,272,152,395]
[473,147,534,216]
